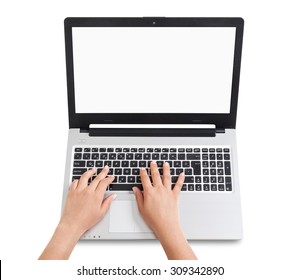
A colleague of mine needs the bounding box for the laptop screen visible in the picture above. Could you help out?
[72,27,236,114]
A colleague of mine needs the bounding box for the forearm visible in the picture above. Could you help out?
[156,225,197,260]
[38,222,83,260]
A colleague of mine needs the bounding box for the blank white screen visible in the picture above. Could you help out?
[72,27,235,113]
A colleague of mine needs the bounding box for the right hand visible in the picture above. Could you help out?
[133,161,185,238]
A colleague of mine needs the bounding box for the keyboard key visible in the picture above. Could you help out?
[87,161,94,167]
[218,184,225,191]
[126,153,133,160]
[178,154,185,160]
[169,154,177,160]
[75,148,82,152]
[135,153,142,160]
[113,161,121,167]
[119,176,126,183]
[187,154,200,160]
[74,153,82,159]
[211,177,217,183]
[188,184,194,191]
[128,176,135,183]
[95,161,103,167]
[195,184,202,191]
[109,153,116,160]
[122,161,129,167]
[100,153,108,160]
[217,169,224,175]
[184,176,194,183]
[107,148,114,152]
[191,161,201,175]
[224,148,230,153]
[109,184,142,191]
[218,176,224,183]
[92,148,98,152]
[161,154,168,160]
[210,169,216,175]
[73,161,85,167]
[185,168,192,175]
[143,153,151,160]
[203,184,210,191]
[211,184,217,191]
[115,168,122,175]
[83,153,90,160]
[152,153,159,160]
[225,176,232,183]
[84,148,90,152]
[117,153,125,160]
[195,176,201,183]
[226,183,232,191]
[224,154,230,160]
[73,168,87,175]
[224,161,231,175]
[92,153,99,160]
[72,176,81,181]
[209,154,215,160]
[130,161,138,167]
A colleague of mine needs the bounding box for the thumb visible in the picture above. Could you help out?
[99,193,117,217]
[133,187,144,216]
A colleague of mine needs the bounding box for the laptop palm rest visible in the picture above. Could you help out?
[109,200,152,233]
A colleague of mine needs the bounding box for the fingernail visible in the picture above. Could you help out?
[164,162,169,166]
[104,165,109,169]
[180,172,185,176]
[140,167,146,171]
[112,194,117,200]
[132,187,137,193]
[151,161,156,165]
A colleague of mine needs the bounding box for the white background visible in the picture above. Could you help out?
[0,0,299,279]
[73,27,235,113]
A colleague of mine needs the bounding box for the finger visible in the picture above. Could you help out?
[162,162,171,188]
[133,187,144,216]
[140,167,152,191]
[69,179,79,190]
[150,161,162,187]
[99,193,117,219]
[173,172,185,195]
[95,175,115,201]
[77,169,96,190]
[89,165,109,190]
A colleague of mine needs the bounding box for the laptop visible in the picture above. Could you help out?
[62,17,243,240]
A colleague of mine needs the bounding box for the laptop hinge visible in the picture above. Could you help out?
[88,124,217,137]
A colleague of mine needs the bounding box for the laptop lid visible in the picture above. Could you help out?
[64,17,243,130]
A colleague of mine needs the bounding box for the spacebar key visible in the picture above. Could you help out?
[109,184,143,191]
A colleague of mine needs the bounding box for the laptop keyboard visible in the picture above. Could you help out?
[71,146,233,192]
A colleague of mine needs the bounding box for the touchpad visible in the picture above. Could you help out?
[109,200,152,233]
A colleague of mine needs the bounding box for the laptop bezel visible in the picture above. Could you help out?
[64,17,244,130]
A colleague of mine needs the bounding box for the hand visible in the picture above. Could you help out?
[39,166,116,259]
[60,166,116,236]
[133,161,185,238]
[133,161,197,260]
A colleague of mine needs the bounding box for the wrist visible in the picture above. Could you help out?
[58,218,85,239]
